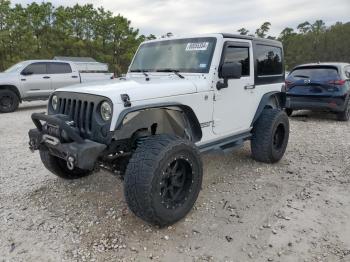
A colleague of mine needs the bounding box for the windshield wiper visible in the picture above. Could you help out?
[156,69,185,79]
[130,69,150,80]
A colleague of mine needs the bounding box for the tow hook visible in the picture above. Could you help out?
[67,156,75,170]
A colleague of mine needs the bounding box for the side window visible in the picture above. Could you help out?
[223,46,250,76]
[47,63,72,74]
[22,63,47,75]
[256,45,283,76]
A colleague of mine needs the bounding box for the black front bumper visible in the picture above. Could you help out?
[286,95,347,112]
[29,113,106,170]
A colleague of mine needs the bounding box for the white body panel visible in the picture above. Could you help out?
[50,72,78,90]
[54,33,284,146]
[21,73,52,98]
[72,62,109,72]
[80,73,113,82]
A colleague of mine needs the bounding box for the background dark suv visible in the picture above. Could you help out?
[285,63,350,121]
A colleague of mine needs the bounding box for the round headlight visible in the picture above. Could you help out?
[52,95,58,110]
[100,101,112,121]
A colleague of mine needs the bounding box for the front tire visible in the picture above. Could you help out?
[124,134,203,226]
[0,89,19,113]
[251,109,289,163]
[39,150,92,179]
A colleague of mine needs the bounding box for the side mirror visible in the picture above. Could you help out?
[221,62,242,79]
[217,62,242,90]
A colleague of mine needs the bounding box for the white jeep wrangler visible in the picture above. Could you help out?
[28,33,289,226]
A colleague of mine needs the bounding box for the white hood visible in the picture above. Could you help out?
[0,72,16,79]
[57,77,198,104]
[0,72,18,85]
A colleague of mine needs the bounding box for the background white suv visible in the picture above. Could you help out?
[0,59,113,113]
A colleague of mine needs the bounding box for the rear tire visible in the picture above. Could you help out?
[0,89,19,113]
[39,150,92,179]
[337,101,350,121]
[285,108,293,117]
[124,134,203,226]
[251,109,289,163]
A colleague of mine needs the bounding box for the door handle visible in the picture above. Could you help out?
[71,75,78,78]
[244,84,255,90]
[21,79,26,81]
[43,76,50,79]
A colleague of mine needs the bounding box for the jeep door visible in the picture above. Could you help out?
[212,41,255,134]
[20,62,52,99]
[47,62,80,90]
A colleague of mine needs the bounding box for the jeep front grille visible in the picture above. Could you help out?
[58,98,94,136]
[49,92,113,144]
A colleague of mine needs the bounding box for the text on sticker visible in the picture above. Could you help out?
[186,42,209,51]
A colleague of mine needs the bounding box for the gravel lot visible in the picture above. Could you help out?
[1,101,350,262]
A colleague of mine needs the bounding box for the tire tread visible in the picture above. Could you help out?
[251,109,289,163]
[124,134,202,226]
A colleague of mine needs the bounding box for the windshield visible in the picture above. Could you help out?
[130,37,217,73]
[289,66,339,81]
[4,62,27,73]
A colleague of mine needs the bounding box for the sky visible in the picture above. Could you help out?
[11,0,350,37]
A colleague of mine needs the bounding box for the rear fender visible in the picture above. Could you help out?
[252,92,286,126]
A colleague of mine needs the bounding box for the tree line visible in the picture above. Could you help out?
[238,20,350,70]
[0,0,155,74]
[0,0,349,73]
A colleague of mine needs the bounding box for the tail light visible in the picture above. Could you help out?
[328,79,346,85]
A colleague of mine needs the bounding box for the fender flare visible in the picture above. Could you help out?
[0,85,21,101]
[251,91,286,126]
[115,102,203,142]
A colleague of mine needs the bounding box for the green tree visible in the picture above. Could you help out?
[279,20,350,69]
[255,22,271,38]
[297,21,311,34]
[0,1,148,74]
[237,28,249,35]
[312,20,326,34]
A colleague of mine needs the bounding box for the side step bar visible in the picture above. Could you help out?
[198,132,251,154]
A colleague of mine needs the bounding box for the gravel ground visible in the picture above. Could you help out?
[1,101,350,262]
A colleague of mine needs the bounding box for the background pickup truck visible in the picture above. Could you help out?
[0,59,114,113]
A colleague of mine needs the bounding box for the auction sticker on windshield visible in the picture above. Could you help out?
[186,42,209,51]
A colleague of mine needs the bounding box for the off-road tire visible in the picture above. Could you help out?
[251,109,289,163]
[124,134,203,226]
[39,150,92,179]
[0,89,19,113]
[337,100,350,121]
[285,108,293,117]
